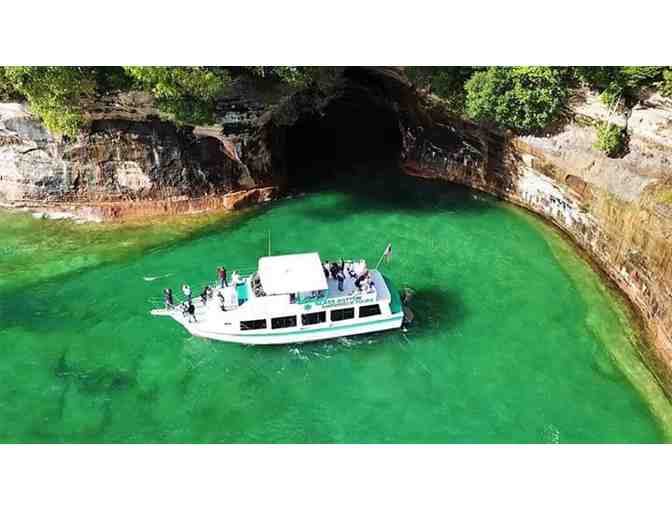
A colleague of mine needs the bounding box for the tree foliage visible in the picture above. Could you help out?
[124,66,231,124]
[2,66,671,138]
[575,66,668,106]
[661,69,672,98]
[464,67,568,133]
[405,67,478,113]
[0,67,20,101]
[3,66,96,136]
[594,122,626,157]
[244,66,312,86]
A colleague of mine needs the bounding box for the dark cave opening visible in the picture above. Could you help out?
[283,75,404,190]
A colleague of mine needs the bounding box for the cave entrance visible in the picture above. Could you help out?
[283,75,403,190]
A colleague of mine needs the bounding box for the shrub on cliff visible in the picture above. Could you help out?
[0,68,21,101]
[660,69,672,98]
[594,122,627,157]
[3,66,96,136]
[124,67,231,125]
[463,67,568,133]
[244,66,311,87]
[405,67,478,113]
[576,66,668,106]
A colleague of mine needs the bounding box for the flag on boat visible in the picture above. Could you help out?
[383,243,392,262]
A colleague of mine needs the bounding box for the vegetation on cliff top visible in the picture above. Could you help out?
[0,66,312,136]
[124,67,232,125]
[2,66,671,140]
[2,67,96,135]
[464,67,569,133]
[407,66,672,135]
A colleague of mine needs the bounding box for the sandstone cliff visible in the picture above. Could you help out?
[0,75,287,220]
[403,89,672,393]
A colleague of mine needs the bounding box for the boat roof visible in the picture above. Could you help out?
[258,252,328,295]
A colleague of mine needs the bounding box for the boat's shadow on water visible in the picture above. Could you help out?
[404,288,468,335]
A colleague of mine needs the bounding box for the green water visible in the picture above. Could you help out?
[1,175,671,443]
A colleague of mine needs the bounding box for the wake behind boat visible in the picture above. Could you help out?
[151,248,404,345]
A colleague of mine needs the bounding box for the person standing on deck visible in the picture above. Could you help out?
[323,261,330,280]
[329,262,340,280]
[181,283,192,301]
[336,268,345,292]
[335,259,345,292]
[218,266,227,288]
[164,288,174,310]
[230,271,240,287]
[187,301,196,323]
[200,286,210,304]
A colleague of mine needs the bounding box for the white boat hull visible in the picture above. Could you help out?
[157,308,403,345]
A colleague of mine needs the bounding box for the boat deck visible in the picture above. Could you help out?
[324,270,390,302]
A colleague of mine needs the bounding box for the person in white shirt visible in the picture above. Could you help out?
[230,271,240,287]
[181,283,192,300]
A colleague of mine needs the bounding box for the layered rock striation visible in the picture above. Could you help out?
[403,90,672,393]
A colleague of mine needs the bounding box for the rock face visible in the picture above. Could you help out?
[0,103,257,205]
[402,91,672,394]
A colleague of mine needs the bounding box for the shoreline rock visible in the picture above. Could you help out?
[1,186,278,223]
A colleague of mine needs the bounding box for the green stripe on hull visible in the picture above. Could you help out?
[197,314,403,338]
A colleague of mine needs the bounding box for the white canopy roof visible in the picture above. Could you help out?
[258,252,328,295]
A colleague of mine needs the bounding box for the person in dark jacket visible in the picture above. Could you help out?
[186,301,196,323]
[336,269,345,292]
[217,267,227,288]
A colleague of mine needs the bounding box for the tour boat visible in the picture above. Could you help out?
[150,251,404,345]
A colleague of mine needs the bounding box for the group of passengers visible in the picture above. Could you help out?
[162,265,242,322]
[163,285,197,323]
[322,259,375,293]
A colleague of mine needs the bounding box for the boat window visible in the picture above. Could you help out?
[330,308,355,322]
[358,304,381,318]
[301,311,326,326]
[271,315,297,329]
[240,319,267,330]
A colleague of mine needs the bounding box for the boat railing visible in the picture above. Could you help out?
[148,266,256,307]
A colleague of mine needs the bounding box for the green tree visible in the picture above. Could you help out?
[464,67,568,133]
[660,69,672,97]
[405,67,478,113]
[5,66,95,135]
[0,67,21,101]
[124,66,232,125]
[3,66,96,136]
[594,122,626,157]
[575,66,667,106]
[244,66,312,87]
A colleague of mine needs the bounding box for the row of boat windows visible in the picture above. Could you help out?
[239,305,382,331]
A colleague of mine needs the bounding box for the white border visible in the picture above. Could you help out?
[3,1,671,64]
[1,445,671,509]
[2,1,672,508]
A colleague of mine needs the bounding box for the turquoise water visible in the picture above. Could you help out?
[1,175,670,442]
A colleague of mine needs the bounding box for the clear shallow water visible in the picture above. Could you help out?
[1,175,670,443]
